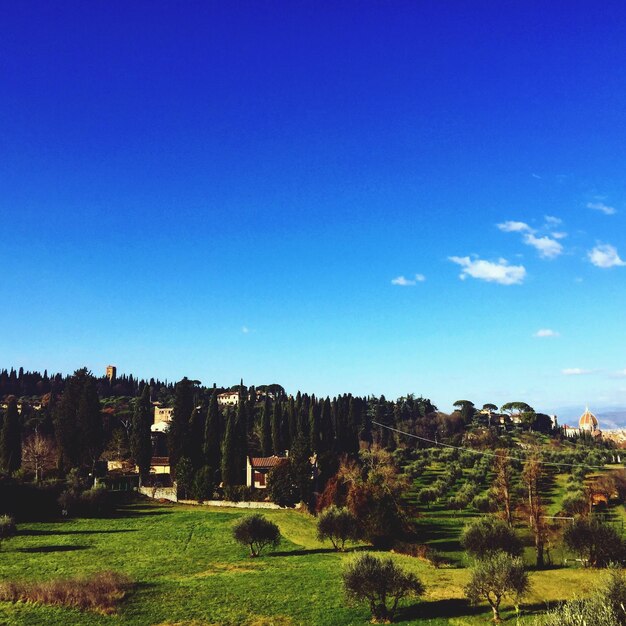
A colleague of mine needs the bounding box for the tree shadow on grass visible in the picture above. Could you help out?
[268,547,339,557]
[396,598,483,622]
[16,545,89,553]
[20,529,138,537]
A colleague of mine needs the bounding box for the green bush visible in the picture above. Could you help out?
[317,505,359,551]
[232,513,281,557]
[461,516,523,560]
[191,466,214,502]
[0,515,16,549]
[343,552,425,623]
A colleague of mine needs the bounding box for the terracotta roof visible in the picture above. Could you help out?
[250,456,286,468]
[150,457,170,466]
[579,407,599,429]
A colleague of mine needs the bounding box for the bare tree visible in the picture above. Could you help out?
[22,434,55,483]
[522,452,546,568]
[494,450,513,526]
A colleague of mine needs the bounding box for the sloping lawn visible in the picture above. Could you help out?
[0,500,607,625]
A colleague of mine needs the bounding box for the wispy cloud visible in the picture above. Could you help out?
[552,232,567,240]
[562,368,593,376]
[449,256,526,285]
[610,369,626,379]
[587,201,617,216]
[523,233,563,259]
[497,220,533,233]
[588,244,626,268]
[534,329,560,338]
[391,274,425,286]
[241,326,251,334]
[544,215,562,226]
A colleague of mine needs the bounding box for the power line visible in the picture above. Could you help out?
[371,421,612,470]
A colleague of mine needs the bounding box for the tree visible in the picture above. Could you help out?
[232,513,281,557]
[168,377,196,469]
[493,450,514,526]
[221,408,237,487]
[77,373,103,472]
[464,552,530,623]
[174,456,194,500]
[203,392,221,480]
[522,452,546,567]
[22,433,55,482]
[131,385,153,482]
[461,516,523,560]
[271,400,282,455]
[317,505,359,551]
[191,465,214,502]
[1,397,22,475]
[453,400,475,423]
[343,553,425,623]
[501,402,535,430]
[563,517,626,567]
[0,515,17,551]
[260,395,272,457]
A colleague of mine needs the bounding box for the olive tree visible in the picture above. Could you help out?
[461,516,523,560]
[317,505,359,551]
[343,553,425,623]
[465,551,530,623]
[563,517,625,567]
[232,513,281,557]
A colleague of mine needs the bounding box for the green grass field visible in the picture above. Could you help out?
[0,498,612,626]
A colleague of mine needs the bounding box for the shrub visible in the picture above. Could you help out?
[392,542,448,568]
[465,551,530,623]
[472,493,494,513]
[317,506,359,551]
[561,491,588,517]
[191,466,214,502]
[0,515,16,550]
[461,516,523,560]
[343,552,425,623]
[232,514,281,557]
[563,517,626,567]
[0,571,131,614]
[223,485,252,503]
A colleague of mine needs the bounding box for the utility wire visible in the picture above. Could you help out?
[371,420,613,471]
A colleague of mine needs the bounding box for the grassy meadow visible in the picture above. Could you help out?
[0,494,614,626]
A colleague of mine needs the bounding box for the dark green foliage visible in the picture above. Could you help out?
[1,398,21,475]
[77,375,103,470]
[465,551,530,622]
[563,517,626,567]
[131,385,152,481]
[220,409,237,487]
[174,457,194,500]
[317,505,359,551]
[203,392,221,479]
[342,553,425,623]
[168,377,195,469]
[561,491,588,517]
[0,515,16,550]
[461,516,523,560]
[271,400,282,455]
[191,466,214,502]
[260,395,272,457]
[232,513,281,557]
[188,406,206,469]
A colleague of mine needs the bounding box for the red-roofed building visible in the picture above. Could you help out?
[246,455,287,489]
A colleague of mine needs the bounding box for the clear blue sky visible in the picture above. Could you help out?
[2,2,626,418]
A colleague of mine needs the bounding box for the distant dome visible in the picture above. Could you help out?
[579,407,599,431]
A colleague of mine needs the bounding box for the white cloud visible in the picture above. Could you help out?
[534,329,560,338]
[523,234,563,259]
[611,369,626,379]
[544,215,562,226]
[562,368,593,376]
[552,232,567,240]
[241,326,250,334]
[497,220,533,233]
[588,244,626,268]
[587,201,617,216]
[449,256,526,285]
[391,274,425,286]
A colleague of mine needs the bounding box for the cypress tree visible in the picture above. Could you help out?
[309,399,320,453]
[319,397,333,454]
[131,384,153,481]
[1,397,21,475]
[235,399,248,483]
[260,395,272,457]
[221,408,236,486]
[271,400,283,455]
[54,370,82,471]
[168,377,195,468]
[77,373,103,472]
[188,406,206,469]
[203,392,222,478]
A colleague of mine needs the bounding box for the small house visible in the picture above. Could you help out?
[246,456,286,489]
